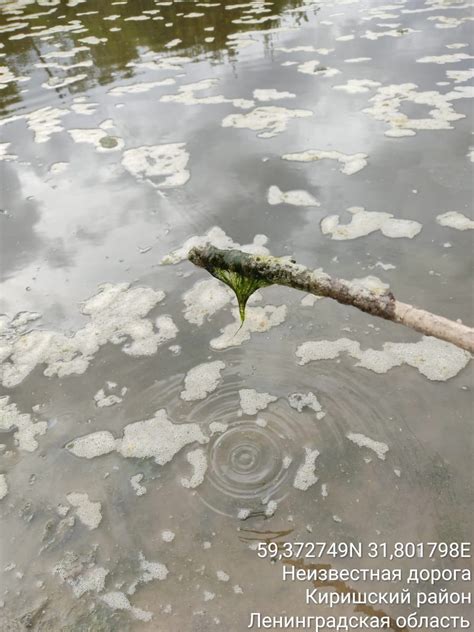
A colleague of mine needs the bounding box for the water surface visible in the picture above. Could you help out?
[0,0,473,630]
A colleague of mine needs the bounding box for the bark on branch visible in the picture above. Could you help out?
[188,245,474,353]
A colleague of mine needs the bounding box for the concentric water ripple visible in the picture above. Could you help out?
[120,350,428,519]
[209,423,286,497]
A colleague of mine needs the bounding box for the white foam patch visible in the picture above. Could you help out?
[128,552,168,595]
[0,397,47,452]
[0,143,16,161]
[282,149,368,175]
[436,211,474,230]
[109,78,175,95]
[210,305,287,349]
[344,57,372,63]
[49,161,69,174]
[183,279,232,326]
[94,383,127,408]
[0,474,8,500]
[0,106,69,143]
[267,185,320,207]
[67,431,116,459]
[0,65,28,89]
[121,143,190,189]
[209,421,228,435]
[239,389,277,415]
[349,275,390,296]
[43,47,90,59]
[181,448,208,488]
[161,530,175,542]
[222,105,312,138]
[11,21,84,41]
[42,73,87,90]
[297,60,341,77]
[165,38,182,48]
[130,473,147,496]
[70,566,108,598]
[362,28,419,40]
[446,69,474,83]
[293,448,320,490]
[129,53,191,73]
[160,79,254,109]
[275,45,318,52]
[162,226,269,264]
[288,392,326,419]
[363,83,473,136]
[333,79,381,94]
[0,283,172,387]
[100,591,152,622]
[346,432,389,460]
[374,261,396,271]
[301,294,322,307]
[124,15,150,21]
[296,336,470,381]
[68,409,207,465]
[79,36,107,45]
[66,492,102,530]
[71,97,98,116]
[264,499,278,516]
[253,88,296,101]
[428,15,474,29]
[180,360,225,401]
[54,555,109,599]
[118,409,208,465]
[68,120,124,152]
[417,53,473,64]
[321,206,422,240]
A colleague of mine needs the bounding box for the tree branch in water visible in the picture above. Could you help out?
[188,245,474,353]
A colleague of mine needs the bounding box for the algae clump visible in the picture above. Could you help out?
[210,268,272,323]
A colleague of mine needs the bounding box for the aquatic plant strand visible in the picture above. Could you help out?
[188,246,474,353]
[209,267,271,323]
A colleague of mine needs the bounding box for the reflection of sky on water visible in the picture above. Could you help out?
[0,0,473,629]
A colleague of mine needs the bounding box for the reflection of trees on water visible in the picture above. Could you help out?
[0,0,312,115]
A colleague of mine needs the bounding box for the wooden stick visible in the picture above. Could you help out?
[188,245,474,353]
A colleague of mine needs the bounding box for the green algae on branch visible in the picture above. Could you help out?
[210,268,272,323]
[187,245,474,353]
[188,246,278,323]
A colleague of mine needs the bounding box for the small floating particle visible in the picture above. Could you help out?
[216,570,230,582]
[130,473,147,496]
[161,530,175,542]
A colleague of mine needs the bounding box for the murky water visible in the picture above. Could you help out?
[0,0,473,630]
